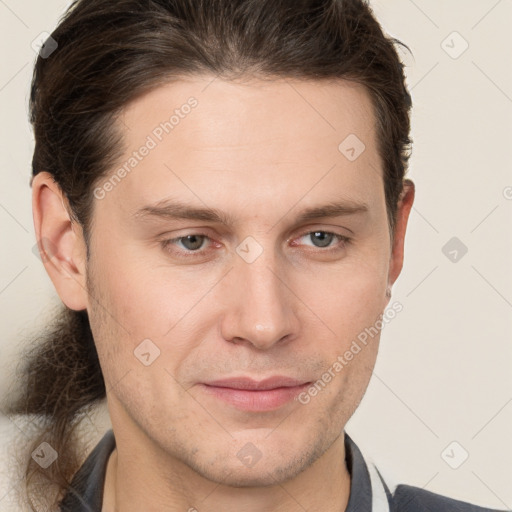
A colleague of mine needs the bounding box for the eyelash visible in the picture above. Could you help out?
[159,230,351,259]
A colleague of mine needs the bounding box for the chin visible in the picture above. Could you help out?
[190,441,325,488]
[194,462,302,488]
[218,471,287,488]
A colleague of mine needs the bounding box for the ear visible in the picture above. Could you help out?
[387,179,415,296]
[32,172,89,311]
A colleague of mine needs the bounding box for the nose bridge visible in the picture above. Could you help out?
[221,239,297,349]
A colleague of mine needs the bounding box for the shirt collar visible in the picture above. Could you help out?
[345,432,392,512]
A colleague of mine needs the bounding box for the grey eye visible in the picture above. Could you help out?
[178,234,207,251]
[307,231,335,248]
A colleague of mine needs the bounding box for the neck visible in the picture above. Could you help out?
[102,432,351,512]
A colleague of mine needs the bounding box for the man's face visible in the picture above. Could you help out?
[86,75,397,485]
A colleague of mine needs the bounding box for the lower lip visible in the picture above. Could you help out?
[200,383,310,411]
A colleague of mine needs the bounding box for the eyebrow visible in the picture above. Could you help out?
[132,198,369,227]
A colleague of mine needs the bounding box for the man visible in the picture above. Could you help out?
[8,0,505,510]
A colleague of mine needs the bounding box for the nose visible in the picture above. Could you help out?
[219,250,300,351]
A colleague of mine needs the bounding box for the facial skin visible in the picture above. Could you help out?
[33,75,414,511]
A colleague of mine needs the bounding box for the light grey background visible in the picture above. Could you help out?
[0,0,511,509]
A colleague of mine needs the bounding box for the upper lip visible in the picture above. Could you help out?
[203,376,310,391]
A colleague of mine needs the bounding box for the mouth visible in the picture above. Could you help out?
[199,376,311,412]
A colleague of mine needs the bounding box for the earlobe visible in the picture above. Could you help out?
[32,172,89,311]
[387,179,415,291]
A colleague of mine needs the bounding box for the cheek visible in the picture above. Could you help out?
[87,245,212,380]
[89,238,174,334]
[304,257,389,333]
[294,252,388,402]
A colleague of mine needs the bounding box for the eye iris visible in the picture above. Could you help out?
[181,235,205,251]
[311,231,333,248]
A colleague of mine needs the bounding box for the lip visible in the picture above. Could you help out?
[199,376,311,412]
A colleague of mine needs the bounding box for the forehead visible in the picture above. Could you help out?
[119,75,377,151]
[103,75,383,222]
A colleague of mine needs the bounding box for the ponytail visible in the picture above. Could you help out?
[6,307,105,511]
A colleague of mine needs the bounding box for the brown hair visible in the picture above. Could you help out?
[7,0,413,509]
